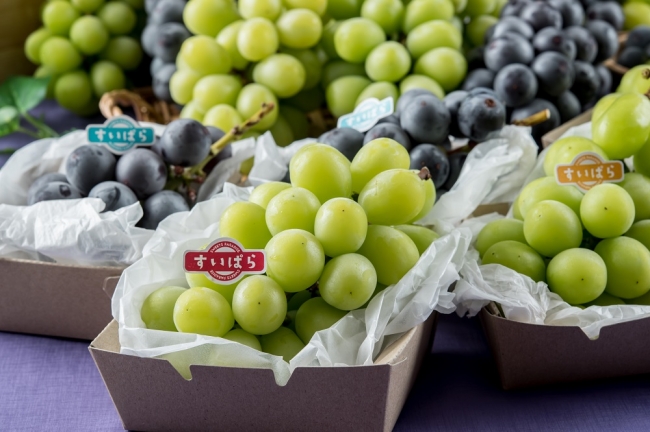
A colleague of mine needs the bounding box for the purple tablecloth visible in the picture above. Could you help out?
[1,102,649,431]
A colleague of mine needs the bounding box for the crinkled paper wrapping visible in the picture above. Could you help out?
[453,121,650,339]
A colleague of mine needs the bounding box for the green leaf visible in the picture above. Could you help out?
[0,148,17,155]
[0,76,50,113]
[0,106,19,137]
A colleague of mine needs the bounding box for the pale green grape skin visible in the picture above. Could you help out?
[620,173,650,222]
[361,282,388,308]
[180,102,205,122]
[547,248,607,305]
[634,138,650,178]
[482,240,546,283]
[327,0,363,19]
[141,286,186,331]
[595,237,650,299]
[216,21,249,71]
[39,37,82,74]
[350,137,410,193]
[402,0,454,33]
[355,82,399,107]
[617,65,650,94]
[512,195,523,220]
[475,219,526,258]
[394,225,439,255]
[415,47,467,92]
[334,18,385,64]
[584,292,625,307]
[70,16,109,56]
[406,20,462,59]
[253,54,306,98]
[270,114,297,143]
[185,273,245,305]
[399,75,445,99]
[466,15,498,47]
[523,200,583,257]
[625,220,650,251]
[289,143,352,203]
[314,197,368,257]
[173,288,234,337]
[169,70,201,105]
[276,9,323,49]
[543,136,609,177]
[90,61,125,98]
[238,18,279,61]
[236,83,279,131]
[518,177,584,219]
[203,104,243,132]
[260,327,305,361]
[232,275,287,335]
[357,225,420,285]
[321,60,367,90]
[295,297,347,344]
[287,290,312,311]
[265,187,321,235]
[326,76,372,117]
[265,229,325,292]
[359,169,426,226]
[193,75,243,113]
[580,184,635,239]
[34,66,58,99]
[219,201,272,249]
[249,182,292,209]
[451,15,464,33]
[283,0,327,15]
[42,1,79,36]
[365,42,411,83]
[280,105,309,139]
[55,70,93,112]
[180,36,232,76]
[72,0,105,14]
[223,329,261,350]
[97,2,136,35]
[320,20,341,59]
[100,36,142,71]
[183,0,240,37]
[319,254,377,310]
[591,93,619,124]
[284,86,325,112]
[626,290,650,306]
[360,0,404,35]
[463,0,497,17]
[279,47,321,90]
[239,0,283,20]
[409,177,435,222]
[25,28,52,64]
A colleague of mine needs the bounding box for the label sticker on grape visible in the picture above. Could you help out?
[337,97,394,132]
[183,238,266,283]
[555,152,625,192]
[86,116,156,155]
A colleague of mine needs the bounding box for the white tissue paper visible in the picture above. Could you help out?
[453,121,650,339]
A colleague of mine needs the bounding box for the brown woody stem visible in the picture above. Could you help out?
[511,109,551,127]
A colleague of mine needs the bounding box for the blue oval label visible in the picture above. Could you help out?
[337,97,394,132]
[86,116,156,155]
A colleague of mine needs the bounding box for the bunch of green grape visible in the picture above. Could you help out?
[24,0,145,115]
[140,137,441,361]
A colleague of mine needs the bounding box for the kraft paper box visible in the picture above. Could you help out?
[0,257,122,340]
[541,109,593,148]
[89,313,437,432]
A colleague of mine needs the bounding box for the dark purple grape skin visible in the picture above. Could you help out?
[152,63,176,102]
[30,181,82,205]
[586,20,619,63]
[531,51,575,97]
[533,28,577,60]
[570,61,599,105]
[396,88,436,115]
[563,26,598,63]
[443,152,469,190]
[617,47,647,69]
[65,145,116,195]
[376,114,400,126]
[150,0,185,25]
[466,47,486,70]
[409,144,450,189]
[206,126,225,143]
[519,2,563,32]
[202,127,230,174]
[547,0,584,28]
[363,123,412,150]
[318,127,364,161]
[587,2,624,31]
[510,99,561,146]
[500,0,532,17]
[399,95,451,145]
[88,181,139,212]
[484,33,535,72]
[489,17,534,41]
[27,173,69,205]
[552,91,581,123]
[150,57,168,77]
[457,95,506,142]
[115,149,168,200]
[595,65,612,98]
[159,119,212,167]
[444,91,468,138]
[493,64,538,108]
[141,24,159,56]
[138,190,190,230]
[626,26,650,49]
[154,22,190,63]
[461,69,495,91]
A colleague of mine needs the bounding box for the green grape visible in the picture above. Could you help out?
[327,0,363,19]
[591,93,619,123]
[591,93,650,160]
[97,2,136,35]
[463,0,496,17]
[223,328,261,350]
[596,236,650,299]
[394,225,439,255]
[260,327,305,361]
[491,0,506,16]
[627,290,650,306]
[358,225,419,285]
[240,156,256,174]
[120,0,144,8]
[466,15,498,47]
[350,137,410,193]
[236,83,279,130]
[334,18,385,64]
[219,201,272,249]
[543,136,608,177]
[547,248,607,305]
[475,219,526,258]
[364,41,411,83]
[625,220,650,251]
[34,66,58,99]
[411,178,436,223]
[295,297,347,344]
[249,182,292,208]
[402,0,454,33]
[584,292,625,307]
[482,240,546,282]
[70,16,109,56]
[266,229,325,292]
[140,286,186,331]
[450,0,468,13]
[204,104,243,131]
[253,54,306,98]
[287,290,312,311]
[319,254,377,310]
[326,76,372,117]
[169,70,201,105]
[283,0,327,15]
[216,21,249,71]
[284,86,325,111]
[523,200,583,257]
[321,60,367,90]
[42,1,79,36]
[360,0,404,35]
[193,75,242,112]
[406,20,462,59]
[361,282,388,308]
[71,0,105,13]
[359,169,427,225]
[320,20,341,59]
[55,70,93,113]
[355,82,399,107]
[289,143,352,203]
[580,184,635,239]
[183,0,240,37]
[269,114,294,146]
[232,275,287,335]
[623,2,650,30]
[237,18,279,61]
[512,194,523,220]
[39,37,82,74]
[180,102,205,122]
[24,28,52,64]
[415,47,467,92]
[100,37,142,71]
[517,177,583,218]
[179,36,232,76]
[279,47,321,90]
[239,0,282,20]
[90,61,125,98]
[276,9,323,49]
[620,173,650,222]
[314,197,368,257]
[634,138,650,178]
[265,187,321,235]
[173,287,234,337]
[185,273,246,305]
[618,66,650,94]
[399,75,445,99]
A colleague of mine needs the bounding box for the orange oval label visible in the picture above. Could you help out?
[555,152,625,192]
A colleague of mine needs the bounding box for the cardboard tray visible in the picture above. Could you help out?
[480,308,650,390]
[541,109,592,149]
[0,257,123,340]
[90,313,437,432]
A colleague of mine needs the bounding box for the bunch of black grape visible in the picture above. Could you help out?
[141,0,190,101]
[615,26,650,69]
[463,0,623,146]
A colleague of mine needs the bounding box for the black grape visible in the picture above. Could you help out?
[618,47,647,68]
[150,57,167,77]
[466,46,487,70]
[547,0,585,28]
[500,0,532,17]
[139,190,190,230]
[116,149,168,200]
[462,69,496,91]
[206,126,225,143]
[587,2,624,31]
[586,20,619,63]
[595,65,612,98]
[563,26,597,63]
[399,95,451,145]
[484,33,534,71]
[532,27,577,60]
[363,123,412,149]
[510,99,561,145]
[443,152,469,190]
[396,88,435,115]
[376,114,400,126]
[65,145,116,195]
[519,2,563,32]
[30,182,82,205]
[409,144,450,189]
[444,90,468,138]
[457,95,506,142]
[626,26,650,49]
[153,64,176,102]
[489,16,534,40]
[318,127,364,161]
[570,61,599,105]
[150,0,185,25]
[531,51,575,97]
[27,173,69,205]
[154,22,190,63]
[89,181,139,212]
[552,91,581,123]
[159,119,212,166]
[141,24,159,56]
[493,64,538,108]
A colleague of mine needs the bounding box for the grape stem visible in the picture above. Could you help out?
[418,167,432,181]
[510,109,551,127]
[642,68,650,80]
